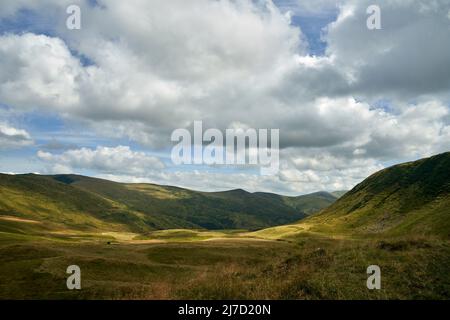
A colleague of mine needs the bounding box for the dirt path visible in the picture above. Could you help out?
[0,215,41,224]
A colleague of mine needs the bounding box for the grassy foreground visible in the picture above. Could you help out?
[0,221,448,300]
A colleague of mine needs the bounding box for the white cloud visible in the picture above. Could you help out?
[362,100,450,159]
[0,1,305,144]
[37,146,164,175]
[0,123,33,148]
[0,0,449,193]
[0,33,82,111]
[1,1,448,150]
[95,169,351,196]
[93,152,382,195]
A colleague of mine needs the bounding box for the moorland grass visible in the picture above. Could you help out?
[0,229,448,300]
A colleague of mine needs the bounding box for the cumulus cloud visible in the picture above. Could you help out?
[37,146,164,175]
[0,0,305,145]
[0,0,449,193]
[325,0,450,101]
[0,123,33,148]
[0,33,82,111]
[95,166,364,196]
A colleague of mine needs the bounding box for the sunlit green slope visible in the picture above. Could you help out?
[254,152,450,239]
[0,173,338,233]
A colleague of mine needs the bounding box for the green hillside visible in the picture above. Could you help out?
[330,190,348,198]
[280,191,339,215]
[0,154,449,300]
[0,174,174,234]
[254,152,450,240]
[0,174,338,233]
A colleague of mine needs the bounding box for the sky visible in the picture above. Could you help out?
[0,0,449,195]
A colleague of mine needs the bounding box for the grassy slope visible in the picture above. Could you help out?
[309,152,450,238]
[51,175,307,230]
[331,190,348,198]
[0,173,339,233]
[253,152,450,240]
[0,174,138,233]
[280,191,339,215]
[0,174,195,235]
[50,175,341,229]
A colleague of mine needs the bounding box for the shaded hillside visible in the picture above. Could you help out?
[52,175,339,229]
[330,190,348,198]
[0,174,184,234]
[281,191,339,215]
[0,174,337,232]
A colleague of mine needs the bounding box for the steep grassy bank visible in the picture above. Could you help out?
[253,152,450,240]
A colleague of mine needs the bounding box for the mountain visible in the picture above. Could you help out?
[0,173,166,233]
[0,174,338,233]
[257,152,450,239]
[280,191,340,215]
[330,190,348,198]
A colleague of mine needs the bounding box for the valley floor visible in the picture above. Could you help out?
[0,222,449,300]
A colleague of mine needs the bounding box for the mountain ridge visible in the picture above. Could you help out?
[0,173,339,232]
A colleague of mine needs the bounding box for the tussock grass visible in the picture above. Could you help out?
[0,232,448,300]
